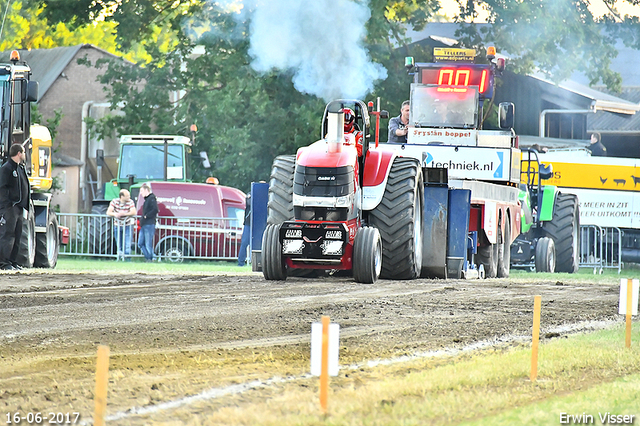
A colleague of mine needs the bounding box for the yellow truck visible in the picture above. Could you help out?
[534,147,639,265]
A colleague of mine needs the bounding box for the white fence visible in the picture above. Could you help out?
[58,213,243,262]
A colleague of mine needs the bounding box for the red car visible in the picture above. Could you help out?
[137,181,246,262]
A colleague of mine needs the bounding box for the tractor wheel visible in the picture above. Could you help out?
[544,192,580,273]
[477,239,498,278]
[267,155,296,225]
[15,204,35,268]
[535,237,556,273]
[262,224,287,280]
[497,216,511,278]
[88,203,113,256]
[352,226,382,284]
[369,157,423,280]
[34,207,59,268]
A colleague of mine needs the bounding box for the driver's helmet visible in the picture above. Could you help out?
[343,108,356,133]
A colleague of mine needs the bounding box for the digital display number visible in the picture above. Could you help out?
[420,64,492,96]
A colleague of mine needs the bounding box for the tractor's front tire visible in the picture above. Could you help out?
[352,226,382,284]
[544,193,580,273]
[262,224,287,281]
[535,237,556,273]
[369,157,423,280]
[34,207,59,268]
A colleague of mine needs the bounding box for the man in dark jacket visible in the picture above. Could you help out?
[588,132,607,157]
[0,144,30,270]
[138,183,159,262]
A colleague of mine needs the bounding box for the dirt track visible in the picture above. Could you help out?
[0,271,623,424]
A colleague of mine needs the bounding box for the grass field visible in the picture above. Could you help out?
[53,257,256,274]
[198,327,640,426]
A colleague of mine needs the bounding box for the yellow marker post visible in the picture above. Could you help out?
[319,316,330,414]
[626,279,633,349]
[93,345,110,426]
[531,295,542,382]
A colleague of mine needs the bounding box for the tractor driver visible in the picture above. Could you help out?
[343,108,363,156]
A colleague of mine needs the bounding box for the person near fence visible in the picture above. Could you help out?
[138,183,158,262]
[237,192,251,267]
[0,144,30,271]
[107,188,136,261]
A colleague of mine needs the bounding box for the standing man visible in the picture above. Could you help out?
[388,100,410,143]
[107,188,136,261]
[138,183,158,262]
[0,144,30,271]
[237,192,251,267]
[588,132,607,157]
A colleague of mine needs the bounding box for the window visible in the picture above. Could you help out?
[119,144,185,180]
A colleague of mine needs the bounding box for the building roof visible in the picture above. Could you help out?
[530,73,640,115]
[588,87,640,133]
[0,44,120,102]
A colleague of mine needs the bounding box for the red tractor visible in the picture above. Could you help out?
[262,100,424,283]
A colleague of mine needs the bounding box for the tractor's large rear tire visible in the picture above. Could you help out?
[352,226,382,284]
[15,204,35,268]
[544,192,580,273]
[369,157,423,280]
[88,203,113,256]
[535,237,556,273]
[267,155,296,225]
[262,224,287,280]
[34,207,59,268]
[497,217,511,278]
[477,239,498,278]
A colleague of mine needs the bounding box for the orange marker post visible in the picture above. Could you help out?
[531,295,542,382]
[626,279,633,349]
[319,316,330,414]
[93,345,110,426]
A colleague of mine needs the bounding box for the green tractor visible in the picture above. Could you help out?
[88,135,194,255]
[510,149,580,273]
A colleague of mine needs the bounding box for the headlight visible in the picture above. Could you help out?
[321,240,343,256]
[282,239,304,254]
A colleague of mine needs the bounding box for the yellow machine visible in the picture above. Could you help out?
[1,50,63,268]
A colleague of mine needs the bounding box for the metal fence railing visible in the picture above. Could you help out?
[579,225,622,274]
[58,213,243,262]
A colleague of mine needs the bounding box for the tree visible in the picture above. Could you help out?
[451,0,640,91]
